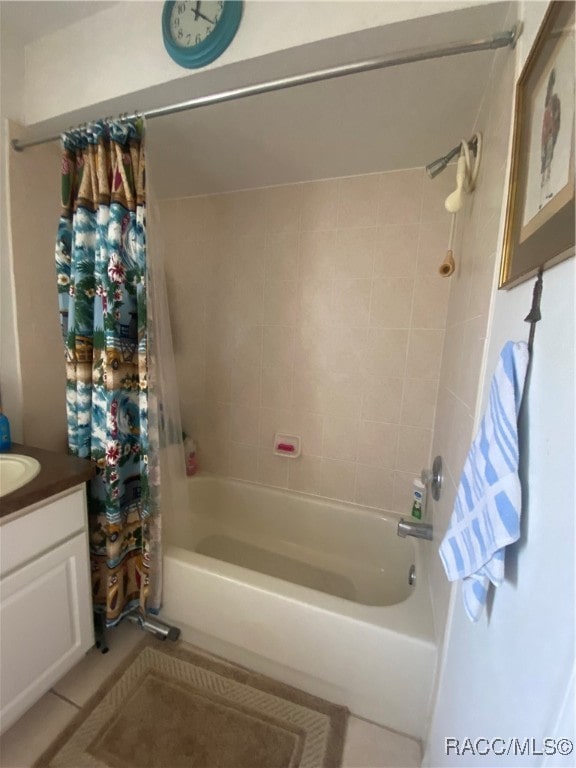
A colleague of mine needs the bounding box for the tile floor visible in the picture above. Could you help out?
[0,622,421,768]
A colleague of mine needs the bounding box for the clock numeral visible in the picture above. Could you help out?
[173,15,180,27]
[186,33,192,43]
[177,28,184,39]
[177,3,186,12]
[195,33,202,43]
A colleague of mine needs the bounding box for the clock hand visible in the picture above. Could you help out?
[193,1,200,20]
[195,8,216,24]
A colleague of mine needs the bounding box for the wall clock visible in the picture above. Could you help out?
[162,1,243,69]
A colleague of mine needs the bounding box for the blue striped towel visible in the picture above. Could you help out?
[439,341,530,621]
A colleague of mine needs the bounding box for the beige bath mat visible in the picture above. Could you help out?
[35,636,348,768]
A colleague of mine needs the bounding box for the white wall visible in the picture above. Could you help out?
[425,3,575,764]
[0,3,24,438]
[7,122,66,451]
[426,261,575,767]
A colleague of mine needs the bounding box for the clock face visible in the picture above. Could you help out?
[169,1,223,48]
[162,0,243,68]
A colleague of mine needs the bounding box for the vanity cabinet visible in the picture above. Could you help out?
[0,486,94,734]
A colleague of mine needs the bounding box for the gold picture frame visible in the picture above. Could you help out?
[499,1,575,289]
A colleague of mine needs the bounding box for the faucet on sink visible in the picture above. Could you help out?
[397,518,433,541]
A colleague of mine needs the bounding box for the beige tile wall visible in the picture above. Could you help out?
[425,39,517,640]
[159,167,454,513]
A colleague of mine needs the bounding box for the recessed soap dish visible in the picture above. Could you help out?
[273,433,301,459]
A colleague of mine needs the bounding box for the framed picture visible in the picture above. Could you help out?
[499,1,575,289]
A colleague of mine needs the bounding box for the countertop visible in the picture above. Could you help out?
[0,443,96,519]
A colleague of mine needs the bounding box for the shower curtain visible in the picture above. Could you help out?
[55,119,183,627]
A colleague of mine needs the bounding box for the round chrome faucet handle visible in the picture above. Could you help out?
[421,456,443,501]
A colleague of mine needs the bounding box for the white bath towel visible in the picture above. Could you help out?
[439,341,530,621]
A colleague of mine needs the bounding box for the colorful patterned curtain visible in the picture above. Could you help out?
[55,120,161,627]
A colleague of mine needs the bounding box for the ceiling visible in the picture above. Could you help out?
[1,1,514,199]
[0,2,119,45]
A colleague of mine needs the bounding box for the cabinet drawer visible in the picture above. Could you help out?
[0,487,87,577]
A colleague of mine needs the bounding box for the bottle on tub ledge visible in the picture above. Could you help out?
[411,478,427,520]
[182,432,198,477]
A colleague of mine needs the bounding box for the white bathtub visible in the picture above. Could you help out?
[160,475,437,739]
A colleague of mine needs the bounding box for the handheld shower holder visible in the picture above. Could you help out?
[425,134,479,180]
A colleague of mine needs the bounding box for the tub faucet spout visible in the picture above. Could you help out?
[397,519,433,541]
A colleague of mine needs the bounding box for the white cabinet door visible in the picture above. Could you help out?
[0,532,94,733]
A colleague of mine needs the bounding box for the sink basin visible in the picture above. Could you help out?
[0,454,41,497]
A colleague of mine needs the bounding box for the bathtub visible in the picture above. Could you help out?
[160,475,437,739]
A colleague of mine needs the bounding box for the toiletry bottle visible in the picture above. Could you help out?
[411,498,422,520]
[0,411,11,452]
[184,435,198,476]
[411,478,426,520]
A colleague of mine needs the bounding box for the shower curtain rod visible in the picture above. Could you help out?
[11,24,521,153]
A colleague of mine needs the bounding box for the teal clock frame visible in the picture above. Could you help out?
[162,1,243,69]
